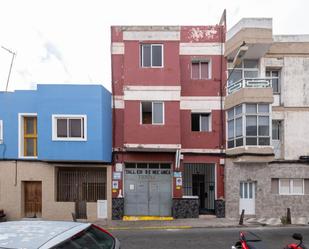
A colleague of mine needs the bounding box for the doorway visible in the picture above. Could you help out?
[24,181,42,218]
[239,181,255,215]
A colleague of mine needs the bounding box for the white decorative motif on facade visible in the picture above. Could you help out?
[188,27,218,42]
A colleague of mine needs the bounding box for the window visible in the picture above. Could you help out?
[191,113,211,132]
[266,69,280,93]
[228,59,259,85]
[57,168,106,202]
[227,103,270,148]
[23,116,37,157]
[272,120,282,140]
[0,120,3,144]
[141,102,164,125]
[191,60,211,79]
[276,179,304,195]
[141,44,163,67]
[52,115,86,141]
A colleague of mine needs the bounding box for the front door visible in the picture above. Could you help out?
[192,174,206,212]
[239,181,255,215]
[24,181,42,218]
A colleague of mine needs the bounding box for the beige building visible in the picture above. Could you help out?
[0,160,112,221]
[225,18,309,218]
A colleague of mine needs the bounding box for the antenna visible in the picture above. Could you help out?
[1,46,16,92]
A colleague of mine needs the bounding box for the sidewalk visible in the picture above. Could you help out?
[95,215,309,230]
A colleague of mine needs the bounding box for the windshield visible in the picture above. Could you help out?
[51,225,115,249]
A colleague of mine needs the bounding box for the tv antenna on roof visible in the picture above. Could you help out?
[1,46,16,92]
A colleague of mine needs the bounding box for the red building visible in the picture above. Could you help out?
[111,23,226,219]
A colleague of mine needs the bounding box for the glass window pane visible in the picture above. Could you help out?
[25,117,35,134]
[272,78,279,93]
[246,116,257,136]
[125,163,136,169]
[280,179,290,194]
[192,62,200,79]
[191,113,200,131]
[240,183,243,198]
[25,138,36,156]
[259,137,270,146]
[244,59,258,68]
[201,62,209,79]
[293,179,303,194]
[235,105,242,115]
[246,104,257,114]
[244,70,258,78]
[272,71,279,77]
[244,183,248,198]
[153,102,163,124]
[236,138,243,147]
[272,120,280,140]
[142,102,152,124]
[228,108,234,119]
[228,140,234,148]
[266,70,271,77]
[235,117,242,137]
[57,119,67,137]
[69,119,82,138]
[258,116,269,136]
[249,183,253,199]
[152,45,162,67]
[228,70,242,85]
[200,114,210,131]
[246,137,257,145]
[142,44,151,67]
[258,104,269,113]
[228,120,234,139]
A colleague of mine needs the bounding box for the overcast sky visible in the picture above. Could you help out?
[0,0,308,92]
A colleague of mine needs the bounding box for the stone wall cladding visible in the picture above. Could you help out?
[112,198,124,220]
[172,198,199,218]
[215,199,225,218]
[225,159,309,218]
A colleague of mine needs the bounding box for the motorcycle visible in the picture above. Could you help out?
[232,231,307,249]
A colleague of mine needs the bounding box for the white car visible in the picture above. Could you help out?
[0,221,120,249]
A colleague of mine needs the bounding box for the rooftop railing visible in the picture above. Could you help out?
[227,78,272,95]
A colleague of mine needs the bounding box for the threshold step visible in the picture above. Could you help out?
[123,216,174,221]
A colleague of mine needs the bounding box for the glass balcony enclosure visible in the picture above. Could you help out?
[227,103,271,149]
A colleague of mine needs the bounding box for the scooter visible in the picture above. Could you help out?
[232,231,307,249]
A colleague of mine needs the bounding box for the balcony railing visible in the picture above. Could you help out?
[227,78,272,95]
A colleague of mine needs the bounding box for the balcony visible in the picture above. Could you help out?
[225,78,274,110]
[227,78,271,95]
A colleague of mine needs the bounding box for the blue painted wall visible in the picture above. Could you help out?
[0,84,112,162]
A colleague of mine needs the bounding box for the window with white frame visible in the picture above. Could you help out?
[191,113,211,132]
[266,69,280,93]
[227,103,270,148]
[228,59,259,85]
[52,115,87,141]
[0,120,3,143]
[191,60,211,80]
[272,120,282,140]
[279,179,304,195]
[141,44,163,67]
[141,102,164,125]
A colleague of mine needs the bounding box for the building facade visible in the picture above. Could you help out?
[0,84,112,221]
[225,18,309,218]
[111,24,226,219]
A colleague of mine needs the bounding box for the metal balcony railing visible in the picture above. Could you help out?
[227,78,272,95]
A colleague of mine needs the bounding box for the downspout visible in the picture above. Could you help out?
[111,27,116,165]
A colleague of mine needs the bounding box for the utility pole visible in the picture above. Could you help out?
[1,46,16,92]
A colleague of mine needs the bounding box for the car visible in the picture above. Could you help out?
[0,220,120,249]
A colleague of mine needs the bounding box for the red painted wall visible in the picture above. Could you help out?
[123,101,180,145]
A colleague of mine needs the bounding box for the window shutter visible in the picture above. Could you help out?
[200,62,209,79]
[191,62,200,79]
[271,178,279,194]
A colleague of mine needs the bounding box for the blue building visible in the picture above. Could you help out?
[0,84,113,221]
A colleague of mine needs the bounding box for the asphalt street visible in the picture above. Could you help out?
[112,226,309,249]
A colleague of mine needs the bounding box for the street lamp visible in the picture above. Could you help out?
[1,46,16,91]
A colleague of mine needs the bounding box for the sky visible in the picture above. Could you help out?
[0,0,308,92]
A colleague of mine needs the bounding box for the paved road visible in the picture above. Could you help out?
[112,226,309,249]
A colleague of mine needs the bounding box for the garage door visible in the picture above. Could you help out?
[124,163,172,216]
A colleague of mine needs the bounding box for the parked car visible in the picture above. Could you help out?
[0,221,120,249]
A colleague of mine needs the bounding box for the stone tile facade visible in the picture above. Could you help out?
[172,198,199,218]
[225,159,309,218]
